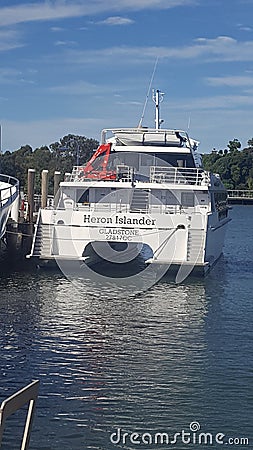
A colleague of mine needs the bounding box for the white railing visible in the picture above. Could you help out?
[67,167,81,182]
[150,166,210,185]
[0,380,39,449]
[91,202,129,213]
[75,202,193,215]
[0,174,19,210]
[67,165,210,186]
[228,190,253,198]
[67,167,118,182]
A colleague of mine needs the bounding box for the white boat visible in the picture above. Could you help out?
[28,90,230,282]
[0,174,19,240]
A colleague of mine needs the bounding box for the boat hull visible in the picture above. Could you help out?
[28,207,230,280]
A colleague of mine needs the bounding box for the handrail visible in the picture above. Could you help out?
[227,190,253,198]
[150,166,210,186]
[0,174,19,210]
[0,380,39,449]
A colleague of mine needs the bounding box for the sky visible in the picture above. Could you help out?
[1,0,253,154]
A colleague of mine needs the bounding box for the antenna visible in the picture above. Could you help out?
[138,57,159,128]
[187,116,191,131]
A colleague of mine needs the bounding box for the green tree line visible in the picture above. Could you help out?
[202,138,253,190]
[0,134,252,193]
[0,134,99,193]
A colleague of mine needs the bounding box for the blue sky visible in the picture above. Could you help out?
[1,0,253,154]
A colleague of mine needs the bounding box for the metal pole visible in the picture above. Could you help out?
[155,89,160,130]
[153,89,164,130]
[76,141,80,166]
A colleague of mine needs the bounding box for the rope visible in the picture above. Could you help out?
[152,227,179,259]
[5,230,33,237]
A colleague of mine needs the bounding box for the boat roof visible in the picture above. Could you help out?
[103,127,194,144]
[101,127,199,156]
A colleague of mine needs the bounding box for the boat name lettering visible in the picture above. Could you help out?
[99,228,140,236]
[83,214,156,226]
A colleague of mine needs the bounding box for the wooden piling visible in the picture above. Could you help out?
[27,169,35,223]
[41,169,49,209]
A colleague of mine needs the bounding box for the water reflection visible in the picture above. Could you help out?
[0,272,215,449]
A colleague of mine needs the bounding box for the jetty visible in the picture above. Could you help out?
[227,190,253,205]
[3,169,61,263]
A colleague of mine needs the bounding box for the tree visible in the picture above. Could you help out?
[247,138,253,149]
[227,139,241,153]
[50,134,98,168]
[202,138,253,189]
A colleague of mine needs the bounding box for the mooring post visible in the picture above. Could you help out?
[27,169,35,223]
[54,171,61,207]
[41,169,49,209]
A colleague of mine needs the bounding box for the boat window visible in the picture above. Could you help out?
[167,190,180,205]
[125,153,139,170]
[153,153,195,168]
[140,154,155,166]
[77,189,89,203]
[109,152,139,170]
[109,151,195,169]
[214,192,228,211]
[181,192,195,207]
[150,189,179,205]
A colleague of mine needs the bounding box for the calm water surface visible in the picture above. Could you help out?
[0,205,252,449]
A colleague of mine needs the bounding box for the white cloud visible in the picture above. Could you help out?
[0,67,37,84]
[0,1,197,27]
[0,68,22,83]
[169,93,253,111]
[96,16,134,25]
[238,26,253,32]
[0,29,24,51]
[50,26,65,32]
[48,80,133,97]
[237,22,253,32]
[61,36,253,66]
[48,80,102,94]
[206,75,253,87]
[54,40,77,46]
[0,2,85,27]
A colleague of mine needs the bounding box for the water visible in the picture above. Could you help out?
[0,205,252,449]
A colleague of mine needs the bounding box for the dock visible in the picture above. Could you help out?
[227,190,253,205]
[3,169,60,264]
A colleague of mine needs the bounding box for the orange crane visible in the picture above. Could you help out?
[82,143,116,180]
